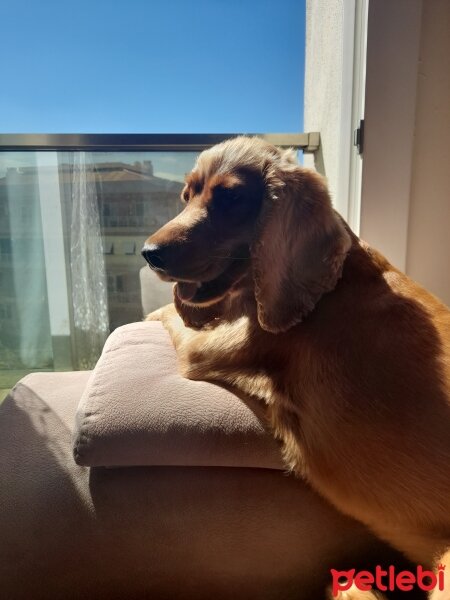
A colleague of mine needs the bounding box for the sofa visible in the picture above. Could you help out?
[0,314,414,599]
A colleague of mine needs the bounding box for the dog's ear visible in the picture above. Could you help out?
[251,163,351,333]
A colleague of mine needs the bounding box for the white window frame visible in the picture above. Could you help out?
[359,0,422,271]
[304,0,424,274]
[303,0,368,233]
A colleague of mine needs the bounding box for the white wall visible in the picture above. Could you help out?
[360,0,450,305]
[406,0,450,305]
[359,0,422,273]
[303,0,365,230]
[304,1,450,303]
[303,0,346,212]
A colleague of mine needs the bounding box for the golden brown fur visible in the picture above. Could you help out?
[143,136,450,570]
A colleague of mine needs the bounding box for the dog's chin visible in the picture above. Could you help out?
[174,256,249,307]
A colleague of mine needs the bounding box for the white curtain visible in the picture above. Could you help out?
[1,152,109,376]
[6,159,53,369]
[69,152,109,369]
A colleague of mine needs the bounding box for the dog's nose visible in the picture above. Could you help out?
[141,244,166,271]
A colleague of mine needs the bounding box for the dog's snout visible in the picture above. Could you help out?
[141,244,166,271]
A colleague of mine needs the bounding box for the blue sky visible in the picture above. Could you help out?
[0,0,305,134]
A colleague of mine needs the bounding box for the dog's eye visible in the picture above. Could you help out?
[213,186,240,206]
[210,185,259,223]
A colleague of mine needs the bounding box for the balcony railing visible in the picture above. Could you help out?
[0,133,320,152]
[0,133,318,390]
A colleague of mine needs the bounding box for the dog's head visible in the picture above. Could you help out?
[142,136,351,332]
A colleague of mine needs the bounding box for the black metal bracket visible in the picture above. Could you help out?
[353,119,365,155]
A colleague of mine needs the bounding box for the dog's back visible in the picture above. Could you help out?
[269,237,450,564]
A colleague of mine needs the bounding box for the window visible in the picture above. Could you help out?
[0,147,196,382]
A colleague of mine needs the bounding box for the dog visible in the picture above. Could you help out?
[142,136,450,574]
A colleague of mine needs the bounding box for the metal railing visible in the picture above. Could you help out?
[0,132,320,153]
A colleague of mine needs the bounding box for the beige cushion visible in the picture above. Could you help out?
[2,370,401,599]
[73,321,284,469]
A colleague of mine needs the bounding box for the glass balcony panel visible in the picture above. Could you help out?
[0,152,53,389]
[0,150,196,387]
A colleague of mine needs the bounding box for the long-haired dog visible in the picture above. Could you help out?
[142,136,450,575]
